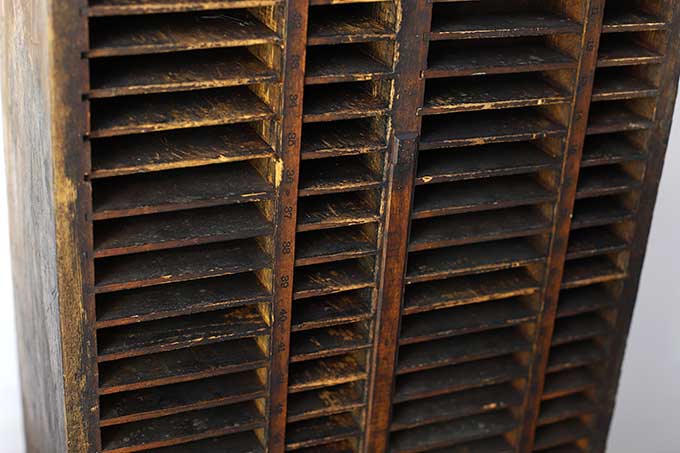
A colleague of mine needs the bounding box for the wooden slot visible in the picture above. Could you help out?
[305,44,391,85]
[421,73,569,115]
[288,353,367,393]
[393,356,526,403]
[561,256,626,289]
[133,432,265,452]
[88,10,280,58]
[287,382,364,423]
[538,394,596,426]
[566,227,628,260]
[412,175,556,219]
[397,328,532,375]
[420,108,566,149]
[290,323,371,362]
[597,36,664,67]
[285,413,361,450]
[570,197,634,229]
[551,313,609,346]
[293,259,374,300]
[297,192,379,232]
[288,440,356,453]
[291,290,372,332]
[423,437,514,453]
[580,134,644,167]
[303,82,389,122]
[557,286,617,319]
[99,370,265,426]
[94,203,272,257]
[391,384,523,431]
[592,68,658,102]
[403,268,541,315]
[92,162,273,220]
[100,401,264,452]
[88,0,282,16]
[389,410,518,453]
[542,369,597,400]
[97,305,268,362]
[94,238,270,293]
[426,40,575,78]
[298,156,382,196]
[409,206,551,252]
[307,5,395,46]
[533,419,591,451]
[546,341,605,373]
[586,102,654,135]
[295,226,376,267]
[90,87,274,138]
[301,119,386,160]
[575,165,639,199]
[399,300,536,345]
[98,338,268,394]
[96,273,270,328]
[430,10,580,40]
[602,8,666,33]
[406,238,546,285]
[532,445,584,453]
[90,124,274,178]
[89,48,277,98]
[416,142,559,185]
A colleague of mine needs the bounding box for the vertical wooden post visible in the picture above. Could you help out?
[267,1,309,451]
[365,1,432,451]
[518,1,606,451]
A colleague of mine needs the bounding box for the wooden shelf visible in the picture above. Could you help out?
[602,9,666,33]
[393,356,525,403]
[566,227,628,260]
[91,124,274,178]
[430,11,580,40]
[597,38,664,67]
[307,6,395,46]
[89,48,277,98]
[413,175,556,219]
[88,10,280,57]
[546,341,605,373]
[557,286,616,319]
[406,238,546,285]
[416,143,558,185]
[592,68,658,102]
[92,162,273,220]
[88,0,281,16]
[288,354,367,393]
[294,259,374,300]
[290,324,371,362]
[571,197,634,229]
[586,103,654,135]
[409,206,551,252]
[389,410,518,453]
[97,306,268,362]
[98,338,268,395]
[297,192,379,232]
[90,87,274,138]
[561,256,626,290]
[99,370,265,426]
[301,119,386,160]
[95,238,270,293]
[397,328,531,375]
[542,369,597,400]
[420,109,566,149]
[551,314,609,346]
[303,83,389,122]
[426,41,575,78]
[126,432,264,453]
[298,157,382,196]
[575,165,639,199]
[403,268,540,315]
[100,402,264,452]
[96,273,270,328]
[291,291,371,332]
[305,45,391,84]
[581,135,644,167]
[296,227,375,267]
[391,384,522,432]
[94,203,272,257]
[287,382,364,423]
[285,414,361,450]
[539,394,596,426]
[533,419,590,451]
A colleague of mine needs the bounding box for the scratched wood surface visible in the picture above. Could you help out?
[3,0,680,452]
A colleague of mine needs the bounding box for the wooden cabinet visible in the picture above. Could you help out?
[3,1,679,452]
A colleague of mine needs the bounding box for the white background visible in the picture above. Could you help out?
[0,87,678,453]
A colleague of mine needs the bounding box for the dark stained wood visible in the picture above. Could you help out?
[597,36,664,67]
[580,134,644,167]
[602,8,666,33]
[291,290,372,331]
[290,324,371,362]
[303,83,389,122]
[295,226,376,266]
[297,192,379,232]
[533,419,591,451]
[288,354,367,393]
[538,394,596,426]
[307,5,396,46]
[542,368,598,400]
[142,432,264,453]
[305,45,392,84]
[293,259,374,300]
[287,383,365,423]
[89,0,281,16]
[285,413,361,450]
[301,120,386,160]
[298,157,382,196]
